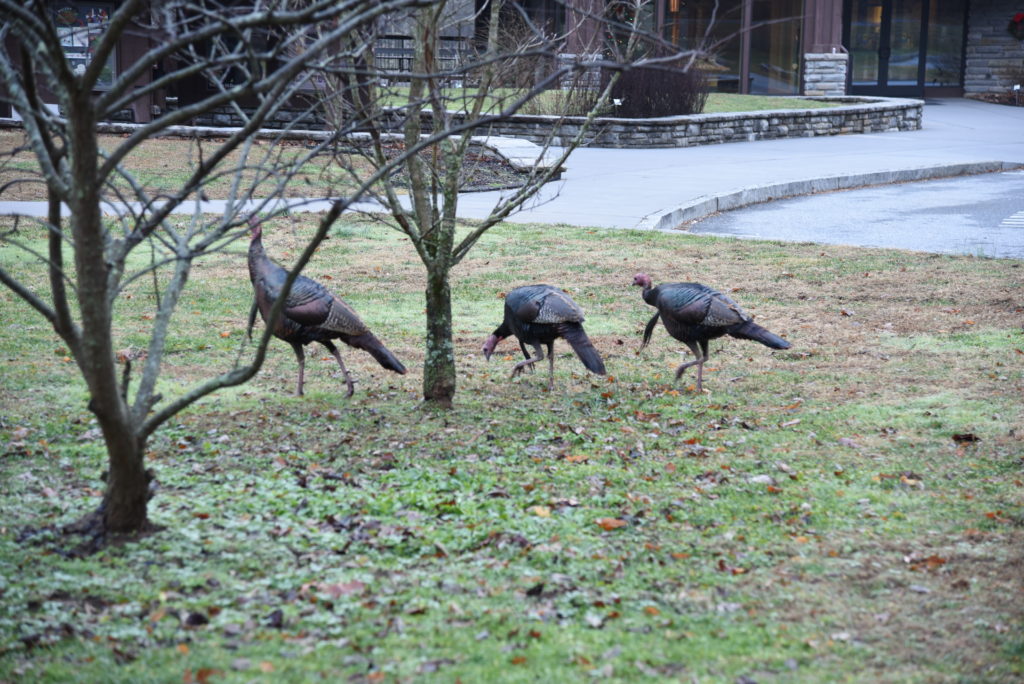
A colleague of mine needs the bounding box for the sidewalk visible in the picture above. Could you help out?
[456,97,1024,230]
[2,98,1022,229]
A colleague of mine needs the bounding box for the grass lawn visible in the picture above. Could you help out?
[0,92,835,204]
[0,131,362,203]
[0,131,525,204]
[704,94,840,113]
[396,89,840,115]
[1,215,1022,683]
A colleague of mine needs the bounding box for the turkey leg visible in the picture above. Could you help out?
[546,342,556,390]
[519,341,535,373]
[323,341,355,398]
[290,343,306,396]
[512,343,544,379]
[674,341,709,391]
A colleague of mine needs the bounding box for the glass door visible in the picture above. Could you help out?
[847,0,927,96]
[887,0,925,86]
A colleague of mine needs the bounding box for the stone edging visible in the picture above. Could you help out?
[1,96,922,158]
[444,96,924,149]
[639,161,1024,231]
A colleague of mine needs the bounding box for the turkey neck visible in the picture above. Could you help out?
[491,319,512,341]
[640,283,659,307]
[248,233,269,278]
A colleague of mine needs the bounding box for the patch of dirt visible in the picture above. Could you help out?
[17,514,164,558]
[454,152,535,192]
[374,141,537,193]
[967,93,1024,108]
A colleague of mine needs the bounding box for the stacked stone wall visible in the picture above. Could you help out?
[803,53,848,96]
[168,97,922,150]
[964,0,1024,95]
[189,106,322,130]
[443,97,922,149]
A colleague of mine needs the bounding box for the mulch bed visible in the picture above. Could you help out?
[967,93,1024,107]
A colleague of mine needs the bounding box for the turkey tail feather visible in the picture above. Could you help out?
[561,324,606,375]
[729,321,791,350]
[639,313,660,353]
[349,333,408,374]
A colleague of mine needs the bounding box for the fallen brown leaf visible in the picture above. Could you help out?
[596,517,627,531]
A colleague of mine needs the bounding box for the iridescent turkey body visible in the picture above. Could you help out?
[633,273,790,390]
[482,284,605,389]
[247,220,406,396]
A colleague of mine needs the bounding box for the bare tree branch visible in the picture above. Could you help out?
[0,0,697,531]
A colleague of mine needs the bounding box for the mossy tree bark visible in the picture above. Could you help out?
[422,271,456,407]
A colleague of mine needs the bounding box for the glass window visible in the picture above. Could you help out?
[53,3,116,89]
[522,0,565,38]
[925,0,965,87]
[659,0,741,92]
[749,0,801,94]
[662,0,742,93]
[706,4,742,93]
[887,0,923,86]
[849,0,883,86]
[607,0,657,59]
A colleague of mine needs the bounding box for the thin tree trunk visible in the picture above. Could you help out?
[422,269,455,407]
[67,92,150,533]
[97,420,150,532]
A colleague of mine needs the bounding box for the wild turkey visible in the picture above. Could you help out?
[482,284,606,389]
[632,273,790,391]
[247,218,407,397]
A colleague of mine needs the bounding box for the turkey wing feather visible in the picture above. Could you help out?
[534,288,584,324]
[323,298,369,335]
[702,294,749,327]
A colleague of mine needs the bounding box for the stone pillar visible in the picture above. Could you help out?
[557,53,602,89]
[803,53,848,96]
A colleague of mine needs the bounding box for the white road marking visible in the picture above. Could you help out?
[1000,211,1024,227]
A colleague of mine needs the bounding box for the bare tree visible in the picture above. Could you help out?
[346,0,672,406]
[0,0,430,537]
[0,0,713,540]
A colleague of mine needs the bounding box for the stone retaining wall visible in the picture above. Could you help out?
[176,96,922,150]
[964,0,1024,96]
[190,106,321,130]
[444,96,922,149]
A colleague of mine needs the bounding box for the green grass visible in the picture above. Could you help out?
[1,217,1022,682]
[382,87,840,116]
[1,93,837,205]
[705,94,841,113]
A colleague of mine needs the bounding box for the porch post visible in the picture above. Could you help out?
[802,0,847,95]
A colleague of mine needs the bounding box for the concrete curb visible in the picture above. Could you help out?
[639,161,1024,232]
[472,137,563,173]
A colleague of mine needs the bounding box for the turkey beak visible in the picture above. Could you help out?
[482,334,497,361]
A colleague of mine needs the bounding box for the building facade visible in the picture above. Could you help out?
[4,1,1022,123]
[554,0,1023,99]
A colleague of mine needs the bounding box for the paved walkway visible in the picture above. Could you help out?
[3,98,1023,235]
[458,97,1024,231]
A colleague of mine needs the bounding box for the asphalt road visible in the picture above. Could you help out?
[686,170,1024,259]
